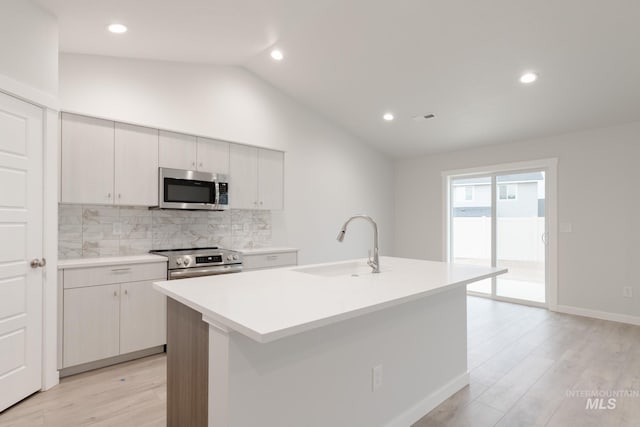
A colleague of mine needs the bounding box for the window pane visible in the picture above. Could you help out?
[499,184,507,200]
[451,176,492,295]
[465,186,473,201]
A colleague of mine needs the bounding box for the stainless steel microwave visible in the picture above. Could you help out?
[157,167,229,210]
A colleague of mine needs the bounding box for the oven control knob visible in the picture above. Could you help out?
[233,255,239,260]
[176,257,183,266]
[183,258,191,267]
[227,255,233,261]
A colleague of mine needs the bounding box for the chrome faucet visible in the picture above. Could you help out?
[336,215,380,273]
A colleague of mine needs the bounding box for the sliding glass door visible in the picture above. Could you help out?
[449,170,547,305]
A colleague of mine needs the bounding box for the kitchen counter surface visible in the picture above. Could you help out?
[234,247,299,255]
[58,254,168,269]
[154,256,506,343]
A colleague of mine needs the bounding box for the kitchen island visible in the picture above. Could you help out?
[153,256,506,427]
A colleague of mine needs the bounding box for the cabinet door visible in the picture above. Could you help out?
[258,149,284,210]
[229,144,258,209]
[242,251,298,270]
[196,137,229,175]
[120,281,167,354]
[115,123,159,206]
[61,113,114,205]
[159,130,197,170]
[63,284,120,367]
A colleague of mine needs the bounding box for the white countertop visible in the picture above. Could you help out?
[235,247,299,255]
[153,256,506,343]
[58,254,168,269]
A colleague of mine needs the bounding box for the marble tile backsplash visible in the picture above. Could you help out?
[59,204,272,259]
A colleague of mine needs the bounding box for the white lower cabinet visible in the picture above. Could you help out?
[63,284,120,367]
[61,262,167,371]
[120,281,167,354]
[242,249,298,271]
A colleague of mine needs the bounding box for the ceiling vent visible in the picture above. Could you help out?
[412,113,436,121]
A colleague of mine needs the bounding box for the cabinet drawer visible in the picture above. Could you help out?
[63,262,167,289]
[243,251,298,271]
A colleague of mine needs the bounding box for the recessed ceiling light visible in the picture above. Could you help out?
[383,113,394,121]
[519,72,538,84]
[270,50,284,61]
[108,24,127,34]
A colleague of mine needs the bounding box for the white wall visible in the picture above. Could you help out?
[0,0,58,102]
[394,122,640,319]
[59,54,393,264]
[0,0,60,390]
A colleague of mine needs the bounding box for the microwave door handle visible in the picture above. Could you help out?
[215,181,220,209]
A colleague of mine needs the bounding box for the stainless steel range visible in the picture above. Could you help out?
[150,247,243,280]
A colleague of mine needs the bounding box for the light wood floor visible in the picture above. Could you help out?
[0,354,166,427]
[1,296,638,426]
[413,297,640,427]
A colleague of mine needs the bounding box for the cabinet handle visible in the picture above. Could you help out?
[199,162,203,167]
[260,201,263,205]
[124,289,128,295]
[111,268,131,272]
[113,291,118,297]
[266,255,278,261]
[118,193,121,199]
[107,193,111,199]
[254,201,258,206]
[192,162,196,167]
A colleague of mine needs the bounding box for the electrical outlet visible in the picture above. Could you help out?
[623,287,633,298]
[372,365,383,391]
[112,222,122,236]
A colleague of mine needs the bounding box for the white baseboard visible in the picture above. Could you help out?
[386,371,470,427]
[555,305,640,326]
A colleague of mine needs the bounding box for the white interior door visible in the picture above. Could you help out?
[0,92,43,411]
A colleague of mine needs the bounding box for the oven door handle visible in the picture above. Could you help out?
[169,264,243,280]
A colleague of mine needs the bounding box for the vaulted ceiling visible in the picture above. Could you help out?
[35,0,640,157]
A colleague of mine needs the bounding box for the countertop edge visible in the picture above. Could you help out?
[153,266,507,344]
[235,247,299,255]
[58,254,168,269]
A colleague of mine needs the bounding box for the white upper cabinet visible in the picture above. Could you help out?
[258,149,284,210]
[229,144,284,210]
[159,130,197,170]
[229,144,258,209]
[196,137,229,175]
[61,113,115,205]
[61,113,284,210]
[114,123,159,206]
[61,113,159,207]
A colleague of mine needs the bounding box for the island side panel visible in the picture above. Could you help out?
[225,286,468,427]
[167,298,209,427]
